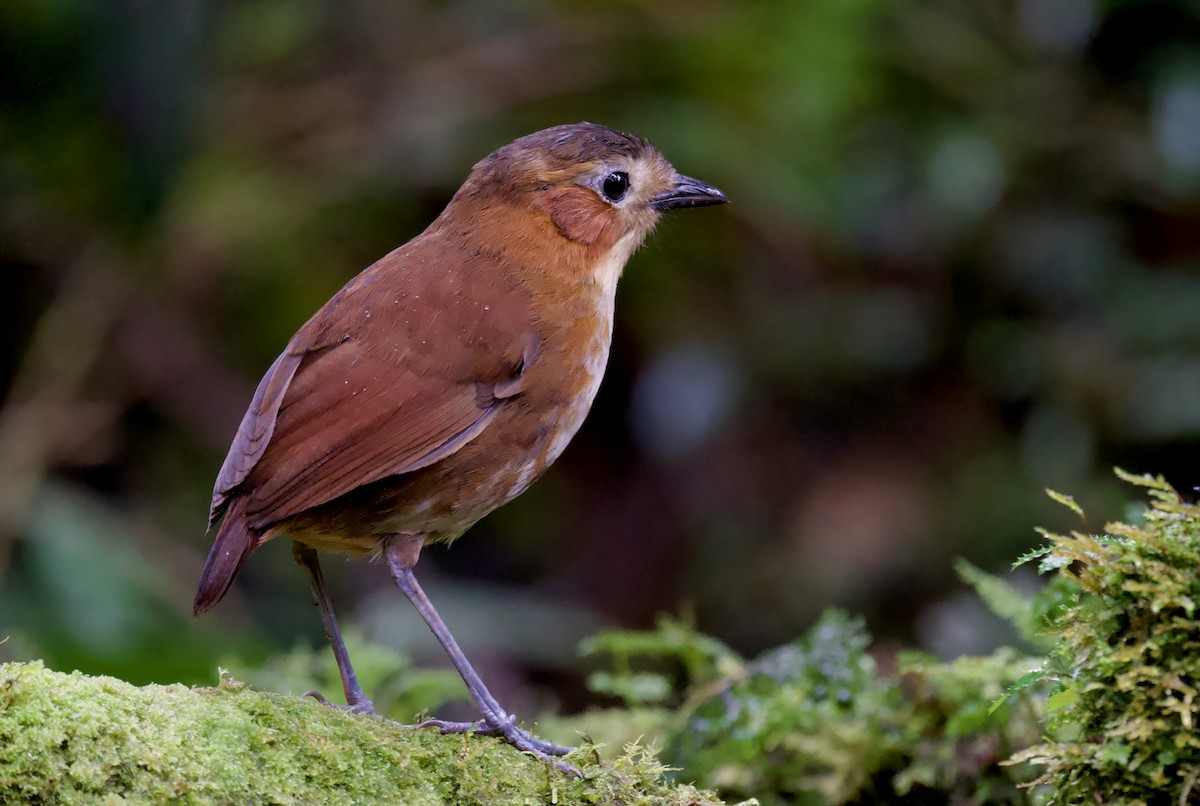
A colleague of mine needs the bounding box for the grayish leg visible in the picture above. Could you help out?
[292,541,376,714]
[383,535,579,775]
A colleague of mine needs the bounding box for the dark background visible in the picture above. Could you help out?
[3,0,1199,719]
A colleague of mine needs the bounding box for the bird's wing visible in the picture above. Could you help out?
[209,349,298,527]
[209,244,534,529]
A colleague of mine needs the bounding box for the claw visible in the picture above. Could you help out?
[302,689,332,705]
[415,715,579,773]
[302,689,377,715]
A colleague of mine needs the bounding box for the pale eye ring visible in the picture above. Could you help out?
[601,171,630,202]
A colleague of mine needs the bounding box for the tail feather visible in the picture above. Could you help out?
[193,497,259,616]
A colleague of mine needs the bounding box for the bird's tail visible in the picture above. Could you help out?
[193,497,259,616]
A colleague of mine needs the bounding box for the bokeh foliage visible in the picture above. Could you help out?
[1,0,1199,740]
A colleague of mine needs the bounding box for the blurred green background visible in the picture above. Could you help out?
[2,0,1199,721]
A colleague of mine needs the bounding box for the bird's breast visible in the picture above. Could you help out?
[475,292,614,508]
[533,310,613,469]
[474,236,631,506]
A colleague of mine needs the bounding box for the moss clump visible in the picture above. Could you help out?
[0,661,727,805]
[582,611,1045,805]
[1010,470,1200,804]
[669,612,907,802]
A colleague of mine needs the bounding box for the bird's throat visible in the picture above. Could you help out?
[590,230,641,300]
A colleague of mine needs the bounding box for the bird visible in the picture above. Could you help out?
[193,122,727,772]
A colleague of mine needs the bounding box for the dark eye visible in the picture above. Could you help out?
[601,171,630,202]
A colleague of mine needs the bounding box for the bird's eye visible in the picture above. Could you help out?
[601,171,630,203]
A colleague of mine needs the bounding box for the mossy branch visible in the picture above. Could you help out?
[0,661,728,805]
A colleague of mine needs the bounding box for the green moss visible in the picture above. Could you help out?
[583,611,1045,805]
[538,706,677,760]
[667,612,903,803]
[1009,470,1200,804]
[0,661,728,805]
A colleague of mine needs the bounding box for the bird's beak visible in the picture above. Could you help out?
[651,175,728,211]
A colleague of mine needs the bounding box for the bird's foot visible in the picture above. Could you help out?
[419,716,580,776]
[302,689,378,715]
[419,717,573,755]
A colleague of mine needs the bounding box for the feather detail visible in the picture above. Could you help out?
[193,497,259,616]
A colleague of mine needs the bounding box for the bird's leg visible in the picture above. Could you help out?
[383,536,578,772]
[292,541,376,714]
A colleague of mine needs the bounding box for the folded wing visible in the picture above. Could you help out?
[208,246,533,532]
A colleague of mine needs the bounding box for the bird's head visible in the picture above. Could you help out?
[442,123,727,278]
